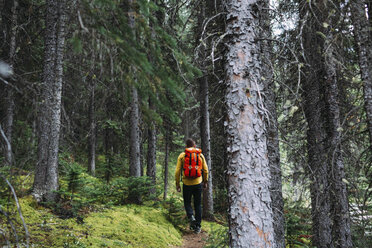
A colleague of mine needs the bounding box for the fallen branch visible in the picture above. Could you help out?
[0,205,19,246]
[0,174,30,247]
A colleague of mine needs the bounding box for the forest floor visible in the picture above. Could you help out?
[180,229,208,248]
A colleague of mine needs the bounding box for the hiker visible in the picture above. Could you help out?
[175,138,208,234]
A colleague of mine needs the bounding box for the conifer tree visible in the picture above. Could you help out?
[128,0,141,178]
[33,0,67,202]
[0,0,18,167]
[225,0,275,246]
[351,0,372,146]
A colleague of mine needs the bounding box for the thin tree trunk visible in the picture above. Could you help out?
[225,0,274,246]
[200,71,214,220]
[146,4,158,194]
[88,34,97,176]
[33,0,67,202]
[351,0,372,146]
[129,86,141,177]
[4,86,15,166]
[127,0,141,178]
[198,0,214,220]
[88,77,96,176]
[140,134,144,177]
[184,111,190,140]
[1,0,18,167]
[147,98,157,195]
[163,127,169,200]
[104,116,113,183]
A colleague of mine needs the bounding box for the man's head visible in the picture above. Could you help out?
[186,138,195,148]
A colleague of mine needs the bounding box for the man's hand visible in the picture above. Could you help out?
[203,182,208,189]
[177,186,181,192]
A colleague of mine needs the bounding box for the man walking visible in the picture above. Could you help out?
[175,138,208,233]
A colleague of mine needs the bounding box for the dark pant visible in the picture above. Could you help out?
[183,183,202,227]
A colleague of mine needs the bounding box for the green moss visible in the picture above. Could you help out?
[78,205,182,248]
[202,221,229,248]
[17,197,182,247]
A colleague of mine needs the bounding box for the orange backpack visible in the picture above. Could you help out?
[183,148,203,178]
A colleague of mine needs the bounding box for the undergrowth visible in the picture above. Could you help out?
[0,154,229,247]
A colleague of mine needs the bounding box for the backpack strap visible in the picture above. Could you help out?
[189,152,192,177]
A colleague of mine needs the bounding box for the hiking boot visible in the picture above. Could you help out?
[189,215,197,231]
[194,225,201,234]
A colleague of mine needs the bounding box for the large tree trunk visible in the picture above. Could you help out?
[351,0,372,146]
[33,0,67,203]
[323,13,352,248]
[261,3,285,246]
[225,0,275,247]
[300,2,332,246]
[147,99,157,195]
[301,1,353,247]
[1,0,18,167]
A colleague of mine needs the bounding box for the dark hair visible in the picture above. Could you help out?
[186,138,195,148]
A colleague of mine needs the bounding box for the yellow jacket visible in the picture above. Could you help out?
[175,151,209,187]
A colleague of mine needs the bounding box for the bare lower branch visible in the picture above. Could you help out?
[0,124,13,166]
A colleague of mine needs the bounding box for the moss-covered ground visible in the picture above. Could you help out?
[19,196,183,247]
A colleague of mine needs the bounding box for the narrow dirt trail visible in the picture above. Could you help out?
[180,230,208,248]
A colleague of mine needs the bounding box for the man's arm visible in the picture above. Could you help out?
[175,153,184,192]
[201,154,209,188]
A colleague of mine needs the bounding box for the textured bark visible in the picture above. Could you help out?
[225,0,274,247]
[301,3,333,246]
[299,1,354,247]
[147,99,157,194]
[200,73,214,220]
[128,0,141,178]
[140,133,144,177]
[261,4,285,245]
[323,17,352,248]
[129,86,141,177]
[3,86,15,166]
[88,34,97,177]
[88,77,96,176]
[198,0,214,220]
[351,0,372,146]
[33,0,67,202]
[368,0,372,36]
[104,116,114,183]
[1,0,18,166]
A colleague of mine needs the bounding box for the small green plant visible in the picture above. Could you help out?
[205,223,229,248]
[164,195,188,230]
[109,176,153,204]
[285,200,312,247]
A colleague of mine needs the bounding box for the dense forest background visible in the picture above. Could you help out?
[0,0,371,247]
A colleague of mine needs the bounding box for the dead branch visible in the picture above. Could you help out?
[0,174,30,247]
